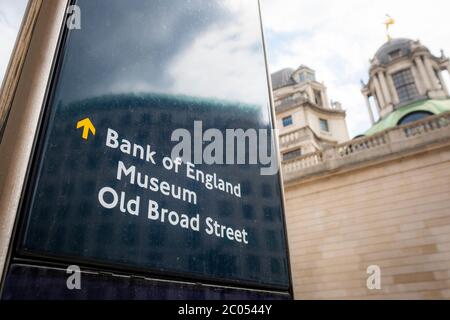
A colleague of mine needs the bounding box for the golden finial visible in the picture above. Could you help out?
[384,14,395,42]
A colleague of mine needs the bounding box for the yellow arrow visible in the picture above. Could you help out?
[76,118,96,140]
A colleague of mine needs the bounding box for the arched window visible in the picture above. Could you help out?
[392,69,419,103]
[397,111,433,125]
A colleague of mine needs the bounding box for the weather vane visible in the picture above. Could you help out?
[384,14,395,42]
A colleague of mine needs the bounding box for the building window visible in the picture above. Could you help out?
[392,69,419,103]
[299,73,305,82]
[319,118,329,132]
[282,116,293,127]
[314,89,323,107]
[283,148,302,161]
[298,71,315,83]
[397,111,433,125]
[389,49,402,60]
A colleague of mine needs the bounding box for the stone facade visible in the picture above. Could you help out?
[283,113,450,299]
[279,38,450,299]
[272,66,350,160]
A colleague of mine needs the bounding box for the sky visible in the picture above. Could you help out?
[1,0,450,136]
[261,0,450,136]
[0,0,27,84]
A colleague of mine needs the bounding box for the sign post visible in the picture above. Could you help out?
[1,0,291,299]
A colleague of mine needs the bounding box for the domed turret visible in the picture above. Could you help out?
[373,38,414,65]
[361,38,450,126]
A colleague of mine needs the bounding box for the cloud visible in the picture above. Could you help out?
[0,0,270,116]
[57,0,228,104]
[3,0,450,137]
[261,0,450,136]
[168,0,269,109]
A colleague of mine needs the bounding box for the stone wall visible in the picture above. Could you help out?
[284,142,450,299]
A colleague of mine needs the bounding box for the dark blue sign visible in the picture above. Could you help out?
[3,264,289,300]
[18,0,290,291]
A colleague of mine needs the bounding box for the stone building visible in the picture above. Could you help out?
[271,65,349,161]
[361,38,450,134]
[277,39,450,299]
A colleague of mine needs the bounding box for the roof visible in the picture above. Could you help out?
[297,65,314,72]
[271,68,295,90]
[271,65,317,90]
[374,38,413,65]
[364,99,450,136]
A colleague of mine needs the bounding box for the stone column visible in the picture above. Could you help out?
[415,56,432,90]
[378,71,392,105]
[424,57,440,90]
[321,87,330,109]
[307,86,314,104]
[373,75,385,108]
[438,70,449,95]
[364,94,375,125]
[374,93,381,112]
[386,74,400,105]
[411,64,425,95]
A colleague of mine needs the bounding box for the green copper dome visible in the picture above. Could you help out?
[364,99,450,136]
